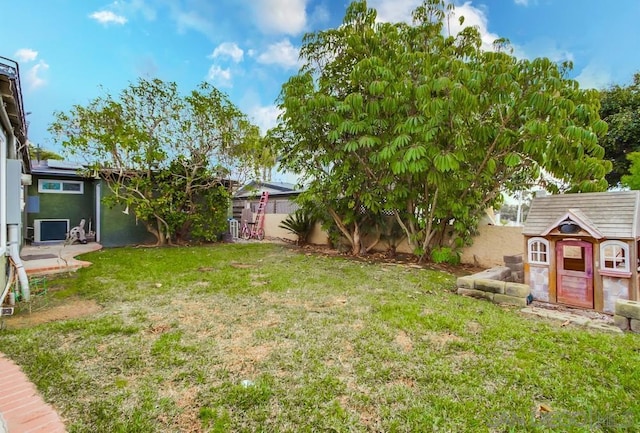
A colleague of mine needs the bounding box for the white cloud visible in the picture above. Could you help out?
[447,2,502,52]
[514,0,529,5]
[14,48,38,63]
[575,63,611,90]
[368,0,419,23]
[128,0,156,20]
[249,104,282,135]
[89,10,128,25]
[254,0,307,35]
[257,39,300,69]
[211,42,244,63]
[515,38,574,63]
[368,1,501,52]
[26,60,49,90]
[175,10,215,38]
[206,65,232,87]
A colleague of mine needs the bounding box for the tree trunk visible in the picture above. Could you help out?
[352,223,361,256]
[142,220,164,246]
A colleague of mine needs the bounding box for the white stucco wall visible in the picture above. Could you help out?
[263,214,524,267]
[460,225,524,267]
[263,214,329,245]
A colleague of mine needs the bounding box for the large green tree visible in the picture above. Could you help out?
[621,152,640,190]
[600,73,640,186]
[273,0,610,259]
[50,78,267,245]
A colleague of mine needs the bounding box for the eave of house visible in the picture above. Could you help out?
[0,56,30,173]
[234,180,303,198]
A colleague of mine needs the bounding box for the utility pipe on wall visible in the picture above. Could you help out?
[1,93,30,301]
[7,225,29,301]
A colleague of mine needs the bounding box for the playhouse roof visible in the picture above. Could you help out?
[523,191,640,240]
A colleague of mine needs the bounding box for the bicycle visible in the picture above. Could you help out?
[241,221,264,241]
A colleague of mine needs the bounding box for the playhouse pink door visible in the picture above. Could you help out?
[556,240,593,308]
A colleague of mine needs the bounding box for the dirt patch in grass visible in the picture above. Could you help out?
[421,330,464,349]
[174,386,203,433]
[4,297,102,328]
[394,330,413,352]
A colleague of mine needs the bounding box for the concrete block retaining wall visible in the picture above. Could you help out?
[456,266,531,307]
[503,254,524,284]
[614,299,640,333]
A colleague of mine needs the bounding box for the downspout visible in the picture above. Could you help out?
[0,98,30,301]
[95,182,101,243]
[7,226,28,301]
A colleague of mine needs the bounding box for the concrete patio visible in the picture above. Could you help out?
[20,242,102,276]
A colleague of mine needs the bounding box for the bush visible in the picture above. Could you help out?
[430,246,461,265]
[278,210,318,245]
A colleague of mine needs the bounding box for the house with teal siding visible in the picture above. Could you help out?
[27,159,155,247]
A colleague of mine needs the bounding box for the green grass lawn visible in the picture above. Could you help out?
[1,243,639,432]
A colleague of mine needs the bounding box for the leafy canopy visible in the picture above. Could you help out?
[50,78,269,245]
[272,0,611,259]
[600,72,640,187]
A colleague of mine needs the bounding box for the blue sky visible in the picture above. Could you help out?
[2,0,640,169]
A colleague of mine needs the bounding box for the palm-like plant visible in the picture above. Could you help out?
[278,209,318,245]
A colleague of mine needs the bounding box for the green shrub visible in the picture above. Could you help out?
[278,209,318,245]
[430,246,461,265]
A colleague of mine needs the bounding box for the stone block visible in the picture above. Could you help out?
[493,294,528,307]
[507,262,524,272]
[571,316,591,326]
[472,267,511,281]
[614,315,630,331]
[511,271,524,283]
[586,322,623,334]
[614,299,640,320]
[630,319,640,333]
[457,288,494,301]
[505,282,530,298]
[474,278,505,294]
[503,255,523,264]
[456,276,475,290]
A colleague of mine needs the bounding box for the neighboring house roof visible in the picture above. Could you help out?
[523,191,640,239]
[0,56,30,172]
[31,159,86,177]
[234,181,304,198]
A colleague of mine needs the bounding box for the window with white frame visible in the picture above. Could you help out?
[38,179,84,194]
[601,241,629,273]
[528,237,549,265]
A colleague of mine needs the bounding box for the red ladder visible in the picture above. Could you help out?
[253,191,269,234]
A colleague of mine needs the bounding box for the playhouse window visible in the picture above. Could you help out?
[600,241,629,273]
[528,237,549,265]
[38,179,84,194]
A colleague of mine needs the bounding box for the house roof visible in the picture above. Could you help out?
[234,181,304,198]
[523,191,640,239]
[31,159,86,177]
[0,56,30,172]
